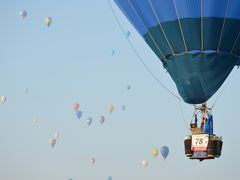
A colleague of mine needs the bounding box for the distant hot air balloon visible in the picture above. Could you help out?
[99,115,105,124]
[76,110,82,119]
[44,17,52,27]
[48,138,56,148]
[54,132,59,140]
[25,88,29,94]
[0,96,7,103]
[121,105,126,111]
[86,117,92,126]
[126,85,131,90]
[111,49,115,56]
[125,30,131,39]
[73,103,79,112]
[32,117,38,124]
[141,160,148,167]
[107,105,114,113]
[106,176,112,180]
[152,147,159,158]
[160,146,169,160]
[90,157,95,164]
[19,10,27,19]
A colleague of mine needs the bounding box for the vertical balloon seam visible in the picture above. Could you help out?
[217,0,230,52]
[201,0,204,50]
[127,0,167,62]
[147,0,175,55]
[172,0,188,52]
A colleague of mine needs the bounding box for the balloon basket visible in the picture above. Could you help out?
[184,134,223,161]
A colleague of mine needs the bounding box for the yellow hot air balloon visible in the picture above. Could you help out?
[152,148,159,158]
[107,105,114,113]
[44,17,52,27]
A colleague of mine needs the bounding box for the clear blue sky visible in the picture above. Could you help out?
[0,0,240,180]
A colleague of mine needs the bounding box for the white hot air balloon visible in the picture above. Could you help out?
[142,160,148,167]
[54,132,59,140]
[0,96,7,103]
[32,117,38,123]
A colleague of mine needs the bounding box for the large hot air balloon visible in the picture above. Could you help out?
[160,146,169,160]
[113,0,235,161]
[113,0,240,104]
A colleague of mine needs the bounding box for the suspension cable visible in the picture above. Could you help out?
[211,67,238,110]
[178,99,189,131]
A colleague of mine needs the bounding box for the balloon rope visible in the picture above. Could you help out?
[107,0,183,102]
[211,67,238,110]
[178,99,190,131]
[217,0,230,52]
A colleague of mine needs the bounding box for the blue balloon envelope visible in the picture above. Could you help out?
[160,146,169,159]
[76,110,82,119]
[114,0,240,104]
